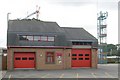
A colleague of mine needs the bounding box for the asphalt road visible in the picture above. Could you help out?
[2,64,119,79]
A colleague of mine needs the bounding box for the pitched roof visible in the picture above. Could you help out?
[8,19,63,33]
[62,27,97,41]
[8,19,97,42]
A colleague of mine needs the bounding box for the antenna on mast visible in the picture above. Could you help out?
[36,5,40,19]
[23,5,40,19]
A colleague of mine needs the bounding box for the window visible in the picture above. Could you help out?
[72,54,77,56]
[48,37,54,41]
[19,35,27,40]
[34,36,40,41]
[85,54,89,56]
[46,52,54,63]
[22,57,27,60]
[29,57,34,60]
[19,35,55,42]
[41,36,47,41]
[72,58,77,60]
[27,36,33,41]
[72,42,92,45]
[79,58,83,60]
[72,42,80,45]
[86,42,92,45]
[2,49,7,53]
[85,58,89,60]
[19,35,34,41]
[15,58,21,60]
[79,54,83,56]
[80,42,84,45]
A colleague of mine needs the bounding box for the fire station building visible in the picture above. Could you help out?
[7,19,98,70]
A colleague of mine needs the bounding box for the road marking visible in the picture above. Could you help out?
[77,73,79,78]
[41,74,49,78]
[91,73,97,78]
[59,74,64,78]
[8,74,12,80]
[105,72,113,78]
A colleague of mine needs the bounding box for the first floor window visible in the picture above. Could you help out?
[41,36,47,41]
[19,35,27,40]
[48,36,54,41]
[19,35,55,42]
[34,36,40,41]
[46,52,54,63]
[27,36,33,41]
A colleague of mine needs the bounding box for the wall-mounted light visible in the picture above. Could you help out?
[40,54,42,57]
[4,53,7,56]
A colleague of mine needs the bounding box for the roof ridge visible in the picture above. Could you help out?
[61,27,83,29]
[9,19,57,23]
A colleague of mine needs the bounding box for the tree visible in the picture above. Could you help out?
[117,47,120,56]
[101,44,117,56]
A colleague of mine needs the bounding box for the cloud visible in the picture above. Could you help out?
[97,2,118,11]
[45,0,97,6]
[44,0,118,10]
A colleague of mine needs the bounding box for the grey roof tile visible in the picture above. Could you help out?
[62,27,97,41]
[7,19,97,47]
[8,19,63,33]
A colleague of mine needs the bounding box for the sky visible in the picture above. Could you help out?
[0,0,119,48]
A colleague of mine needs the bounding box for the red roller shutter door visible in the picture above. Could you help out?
[72,49,91,67]
[14,52,35,68]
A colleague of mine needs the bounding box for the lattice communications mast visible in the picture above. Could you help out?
[97,11,108,63]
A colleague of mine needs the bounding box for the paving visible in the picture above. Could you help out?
[0,70,7,79]
[2,64,119,79]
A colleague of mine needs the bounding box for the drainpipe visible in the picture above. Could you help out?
[63,48,66,69]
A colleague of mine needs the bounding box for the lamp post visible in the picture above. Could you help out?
[7,13,11,28]
[6,13,11,57]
